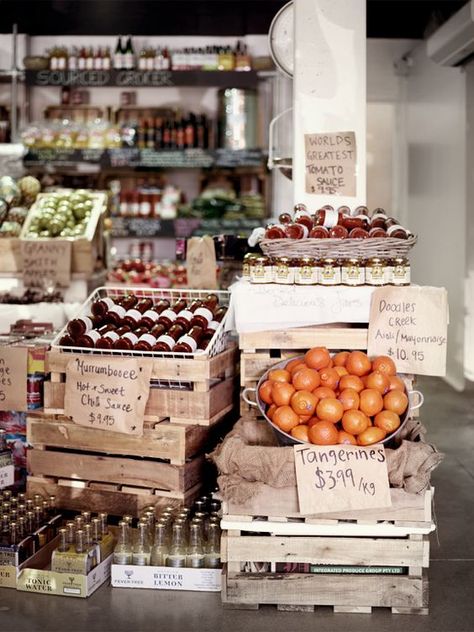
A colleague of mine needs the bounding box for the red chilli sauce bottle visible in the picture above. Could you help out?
[95,325,131,349]
[174,326,203,353]
[77,324,116,349]
[157,299,187,329]
[122,297,154,329]
[112,326,148,351]
[138,299,170,329]
[152,324,185,352]
[190,294,218,329]
[133,324,167,352]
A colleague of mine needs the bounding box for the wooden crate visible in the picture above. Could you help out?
[44,345,238,426]
[0,237,22,272]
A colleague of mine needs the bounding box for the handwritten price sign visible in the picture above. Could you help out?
[304,132,357,196]
[368,286,448,376]
[293,443,391,514]
[0,347,28,412]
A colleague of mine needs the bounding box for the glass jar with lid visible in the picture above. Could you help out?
[242,253,257,281]
[320,258,341,286]
[341,257,365,286]
[250,255,273,284]
[295,256,318,285]
[390,257,410,286]
[273,257,295,285]
[365,257,389,286]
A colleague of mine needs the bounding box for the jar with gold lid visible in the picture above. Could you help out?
[365,257,388,286]
[242,253,257,281]
[250,255,273,284]
[320,258,341,286]
[390,257,410,286]
[273,257,295,285]
[295,256,318,285]
[341,257,365,286]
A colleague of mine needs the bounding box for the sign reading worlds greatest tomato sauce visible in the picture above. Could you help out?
[293,443,391,514]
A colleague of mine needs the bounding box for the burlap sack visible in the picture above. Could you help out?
[210,417,444,504]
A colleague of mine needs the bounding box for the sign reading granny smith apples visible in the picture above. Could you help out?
[21,239,72,288]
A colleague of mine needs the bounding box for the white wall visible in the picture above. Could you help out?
[403,43,466,390]
[464,61,474,381]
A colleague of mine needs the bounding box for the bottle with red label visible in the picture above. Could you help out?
[157,299,187,329]
[315,208,344,229]
[112,327,148,351]
[368,226,387,238]
[329,225,348,239]
[67,315,100,339]
[190,294,218,329]
[175,299,203,330]
[96,325,131,350]
[309,226,329,239]
[122,298,154,329]
[152,323,185,352]
[106,295,138,327]
[174,326,204,353]
[370,210,388,229]
[77,324,116,349]
[387,225,409,239]
[133,324,166,352]
[138,299,170,329]
[284,223,308,239]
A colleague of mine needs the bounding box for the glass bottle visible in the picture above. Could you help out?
[138,299,170,329]
[9,521,18,546]
[157,299,187,329]
[175,299,203,330]
[91,296,117,319]
[74,515,84,531]
[96,325,131,349]
[122,298,154,329]
[113,327,148,351]
[66,521,75,550]
[205,522,221,568]
[91,518,102,543]
[77,323,115,349]
[48,495,57,517]
[114,36,124,70]
[122,514,134,526]
[57,527,69,553]
[107,294,138,326]
[174,326,203,353]
[99,513,109,538]
[133,324,166,352]
[113,521,133,565]
[123,35,135,70]
[132,521,151,566]
[150,522,168,566]
[67,315,99,338]
[166,523,187,568]
[152,323,185,352]
[190,294,219,329]
[84,523,97,568]
[186,523,205,568]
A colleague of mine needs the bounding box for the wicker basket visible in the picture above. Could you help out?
[260,235,417,260]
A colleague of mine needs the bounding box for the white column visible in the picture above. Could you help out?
[293,0,366,208]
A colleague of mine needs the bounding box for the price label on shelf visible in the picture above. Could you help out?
[368,286,448,376]
[304,131,357,196]
[0,347,28,412]
[21,239,72,288]
[64,356,153,436]
[294,444,391,515]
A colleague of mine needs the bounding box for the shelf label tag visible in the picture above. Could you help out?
[186,236,217,289]
[294,444,391,515]
[368,286,448,376]
[21,239,72,288]
[64,356,153,435]
[304,131,356,196]
[0,347,28,412]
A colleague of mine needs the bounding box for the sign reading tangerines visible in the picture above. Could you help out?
[293,443,391,514]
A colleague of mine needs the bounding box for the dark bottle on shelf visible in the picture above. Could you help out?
[91,296,117,320]
[152,324,185,352]
[199,306,227,345]
[133,324,166,352]
[176,116,185,150]
[112,327,148,351]
[174,326,204,353]
[95,325,131,349]
[170,118,178,149]
[163,119,172,149]
[157,299,187,329]
[138,119,147,149]
[77,324,116,349]
[146,118,155,149]
[184,114,195,149]
[138,299,170,329]
[154,117,163,150]
[122,298,154,329]
[67,315,100,339]
[190,294,219,329]
[175,299,203,330]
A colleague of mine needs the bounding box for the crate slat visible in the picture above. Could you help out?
[239,326,368,353]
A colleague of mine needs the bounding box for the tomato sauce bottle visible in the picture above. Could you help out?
[95,325,131,349]
[122,298,154,329]
[157,299,187,329]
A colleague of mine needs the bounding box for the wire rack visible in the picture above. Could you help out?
[51,286,230,361]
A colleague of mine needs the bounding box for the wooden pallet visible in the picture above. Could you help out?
[44,345,238,426]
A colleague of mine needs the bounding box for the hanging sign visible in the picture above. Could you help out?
[293,443,391,514]
[368,286,448,376]
[64,356,153,436]
[305,131,357,196]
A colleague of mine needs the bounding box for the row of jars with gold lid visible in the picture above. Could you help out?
[242,254,410,287]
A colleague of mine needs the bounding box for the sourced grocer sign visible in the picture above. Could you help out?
[293,443,391,514]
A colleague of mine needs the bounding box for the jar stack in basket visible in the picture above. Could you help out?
[246,203,414,287]
[59,292,227,354]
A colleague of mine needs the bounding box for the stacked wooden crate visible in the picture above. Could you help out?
[27,345,238,515]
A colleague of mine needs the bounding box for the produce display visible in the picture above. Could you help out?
[108,259,188,288]
[0,288,63,304]
[23,189,95,238]
[58,290,228,354]
[258,346,410,446]
[264,204,412,241]
[0,176,41,237]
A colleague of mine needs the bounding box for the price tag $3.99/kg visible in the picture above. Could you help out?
[293,444,392,515]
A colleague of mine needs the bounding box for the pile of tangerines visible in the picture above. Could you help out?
[258,347,409,446]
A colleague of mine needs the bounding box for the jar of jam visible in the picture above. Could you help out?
[242,253,257,281]
[320,258,341,286]
[96,325,131,349]
[365,257,388,286]
[174,326,204,353]
[391,257,410,286]
[190,294,219,330]
[341,258,365,286]
[273,257,294,285]
[157,299,187,329]
[138,299,170,329]
[153,324,185,352]
[295,257,318,285]
[250,255,272,284]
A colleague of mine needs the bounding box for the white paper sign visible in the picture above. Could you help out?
[293,443,392,515]
[0,464,14,489]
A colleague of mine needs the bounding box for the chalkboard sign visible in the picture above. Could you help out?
[110,217,175,238]
[110,216,262,239]
[24,148,104,166]
[139,149,214,168]
[105,148,141,168]
[214,149,264,168]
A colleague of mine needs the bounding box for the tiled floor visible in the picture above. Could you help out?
[1,376,473,632]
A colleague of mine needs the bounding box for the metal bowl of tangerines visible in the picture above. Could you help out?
[242,347,423,447]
